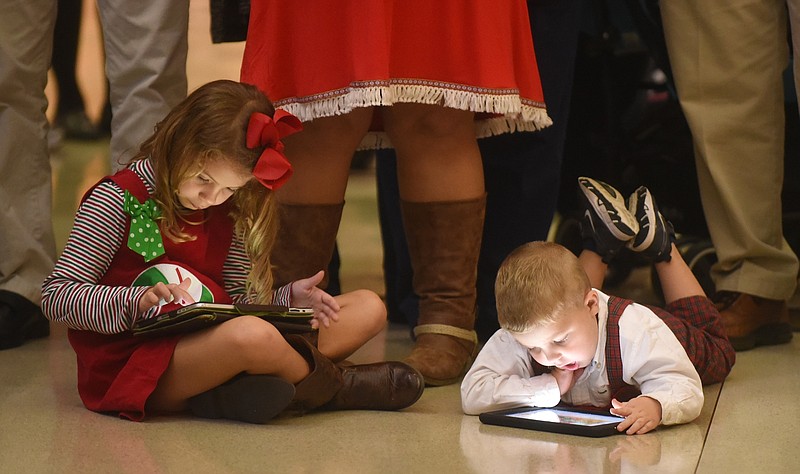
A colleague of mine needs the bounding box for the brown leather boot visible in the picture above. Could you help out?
[714,291,793,351]
[271,202,344,288]
[400,196,485,386]
[285,335,424,411]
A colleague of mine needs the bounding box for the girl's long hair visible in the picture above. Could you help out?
[130,80,278,303]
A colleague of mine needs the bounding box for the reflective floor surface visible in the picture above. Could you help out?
[2,2,798,473]
[3,254,798,473]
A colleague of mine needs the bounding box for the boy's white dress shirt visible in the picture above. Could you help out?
[461,290,703,425]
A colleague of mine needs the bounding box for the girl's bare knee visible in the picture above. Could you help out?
[349,289,387,333]
[219,316,284,362]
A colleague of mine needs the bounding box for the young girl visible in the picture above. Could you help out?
[42,80,424,424]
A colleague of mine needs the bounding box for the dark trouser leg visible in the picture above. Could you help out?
[475,0,584,340]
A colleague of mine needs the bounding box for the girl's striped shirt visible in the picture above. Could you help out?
[42,159,290,334]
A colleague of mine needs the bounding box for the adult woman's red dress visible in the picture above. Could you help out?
[241,0,550,148]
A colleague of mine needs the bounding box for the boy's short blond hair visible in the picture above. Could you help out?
[495,241,591,333]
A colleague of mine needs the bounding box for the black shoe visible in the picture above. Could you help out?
[0,290,50,350]
[55,110,101,140]
[577,177,639,263]
[627,186,675,262]
[188,374,296,424]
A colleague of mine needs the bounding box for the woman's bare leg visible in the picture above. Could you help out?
[278,107,374,204]
[383,103,484,201]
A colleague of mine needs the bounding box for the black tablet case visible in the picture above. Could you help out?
[479,406,621,438]
[131,303,314,337]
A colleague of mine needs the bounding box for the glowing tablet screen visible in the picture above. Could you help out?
[507,408,621,427]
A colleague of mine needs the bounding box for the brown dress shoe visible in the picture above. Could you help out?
[714,291,793,351]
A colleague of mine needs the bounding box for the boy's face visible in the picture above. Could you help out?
[511,290,600,371]
[177,158,252,210]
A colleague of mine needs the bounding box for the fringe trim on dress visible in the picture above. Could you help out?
[274,80,552,150]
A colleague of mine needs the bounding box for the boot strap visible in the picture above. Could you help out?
[413,324,477,345]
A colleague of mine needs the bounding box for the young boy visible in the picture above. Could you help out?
[461,177,735,435]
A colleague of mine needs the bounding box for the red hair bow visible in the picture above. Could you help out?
[246,110,303,190]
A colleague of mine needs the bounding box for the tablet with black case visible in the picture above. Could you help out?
[131,302,315,337]
[479,406,623,438]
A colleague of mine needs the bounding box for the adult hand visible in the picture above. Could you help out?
[611,396,662,435]
[137,278,194,315]
[290,270,340,328]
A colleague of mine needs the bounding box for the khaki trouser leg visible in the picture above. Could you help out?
[660,0,798,299]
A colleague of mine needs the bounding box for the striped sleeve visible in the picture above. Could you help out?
[272,283,292,306]
[41,182,147,334]
[221,234,293,306]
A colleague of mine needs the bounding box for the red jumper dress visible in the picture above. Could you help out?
[67,169,235,421]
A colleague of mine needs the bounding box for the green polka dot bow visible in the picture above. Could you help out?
[123,190,165,262]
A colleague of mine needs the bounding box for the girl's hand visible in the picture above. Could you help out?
[290,271,340,329]
[550,366,584,395]
[137,278,194,315]
[610,396,662,435]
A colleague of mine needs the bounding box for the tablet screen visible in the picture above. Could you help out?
[480,406,623,437]
[507,408,622,427]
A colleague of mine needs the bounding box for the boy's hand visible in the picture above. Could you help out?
[290,271,340,329]
[549,366,584,395]
[137,278,194,314]
[610,396,662,435]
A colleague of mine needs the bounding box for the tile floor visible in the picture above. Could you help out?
[2,2,799,473]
